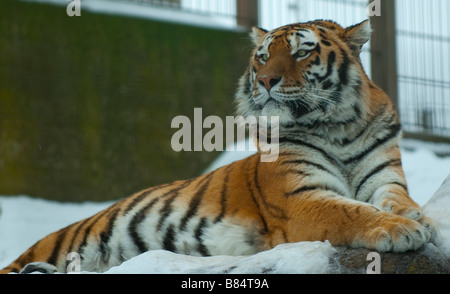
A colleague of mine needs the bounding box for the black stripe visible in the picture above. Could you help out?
[162,224,176,252]
[179,173,214,231]
[157,194,178,231]
[322,80,333,90]
[215,166,231,223]
[156,179,195,231]
[124,190,152,215]
[282,159,336,177]
[285,185,344,197]
[118,244,126,263]
[254,160,288,220]
[128,198,160,254]
[279,137,343,169]
[286,185,319,196]
[46,226,71,267]
[244,69,252,96]
[355,159,402,197]
[329,83,342,104]
[284,169,311,177]
[311,56,321,66]
[246,166,269,233]
[353,78,363,97]
[16,243,36,269]
[99,208,121,263]
[65,217,92,259]
[341,105,386,146]
[77,209,111,261]
[388,181,409,191]
[194,218,211,256]
[341,126,367,146]
[321,39,331,46]
[314,50,335,83]
[124,183,172,215]
[314,43,321,55]
[338,48,350,85]
[343,123,401,165]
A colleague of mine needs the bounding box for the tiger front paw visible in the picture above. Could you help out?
[419,215,442,246]
[377,198,423,220]
[364,215,430,253]
[378,201,441,247]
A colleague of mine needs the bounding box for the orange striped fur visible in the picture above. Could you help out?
[1,19,440,274]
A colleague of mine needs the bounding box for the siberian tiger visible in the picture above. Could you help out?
[1,19,440,274]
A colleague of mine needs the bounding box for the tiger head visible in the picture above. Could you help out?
[236,20,374,129]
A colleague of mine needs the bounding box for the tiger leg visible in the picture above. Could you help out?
[283,192,431,253]
[369,184,441,245]
[0,222,84,274]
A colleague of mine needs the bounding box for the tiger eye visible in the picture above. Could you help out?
[295,50,308,59]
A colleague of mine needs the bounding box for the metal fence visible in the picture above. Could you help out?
[109,0,450,142]
[396,0,450,141]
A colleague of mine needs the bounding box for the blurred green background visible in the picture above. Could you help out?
[0,0,250,201]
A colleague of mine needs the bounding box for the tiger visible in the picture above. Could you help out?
[1,19,440,274]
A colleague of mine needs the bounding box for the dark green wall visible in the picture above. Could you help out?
[0,1,251,201]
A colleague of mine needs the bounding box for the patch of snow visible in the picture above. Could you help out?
[401,140,450,206]
[423,174,450,258]
[102,241,335,274]
[25,0,238,30]
[0,196,112,268]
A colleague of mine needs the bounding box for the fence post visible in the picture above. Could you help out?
[370,0,398,107]
[237,0,259,30]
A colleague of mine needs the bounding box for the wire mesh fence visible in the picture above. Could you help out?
[107,0,450,141]
[396,0,450,140]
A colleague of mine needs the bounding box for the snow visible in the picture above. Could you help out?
[103,241,335,274]
[423,174,450,258]
[26,0,238,30]
[0,139,449,273]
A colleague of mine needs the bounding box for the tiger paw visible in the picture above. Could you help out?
[419,215,442,246]
[20,262,58,274]
[378,199,423,220]
[364,215,430,253]
[379,200,441,247]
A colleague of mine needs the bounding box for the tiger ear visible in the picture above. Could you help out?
[250,27,268,45]
[343,20,372,56]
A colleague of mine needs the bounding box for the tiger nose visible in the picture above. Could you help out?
[258,76,282,91]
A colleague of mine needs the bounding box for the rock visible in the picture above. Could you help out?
[329,243,450,274]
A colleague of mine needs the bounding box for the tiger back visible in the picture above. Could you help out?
[1,19,440,274]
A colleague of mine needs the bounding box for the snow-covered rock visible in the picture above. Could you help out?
[423,174,450,259]
[103,241,336,274]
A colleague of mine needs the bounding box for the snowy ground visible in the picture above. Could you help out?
[26,0,238,30]
[0,138,449,274]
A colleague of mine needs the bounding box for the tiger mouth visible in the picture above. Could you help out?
[264,97,311,118]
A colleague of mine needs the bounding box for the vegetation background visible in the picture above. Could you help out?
[0,0,250,201]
